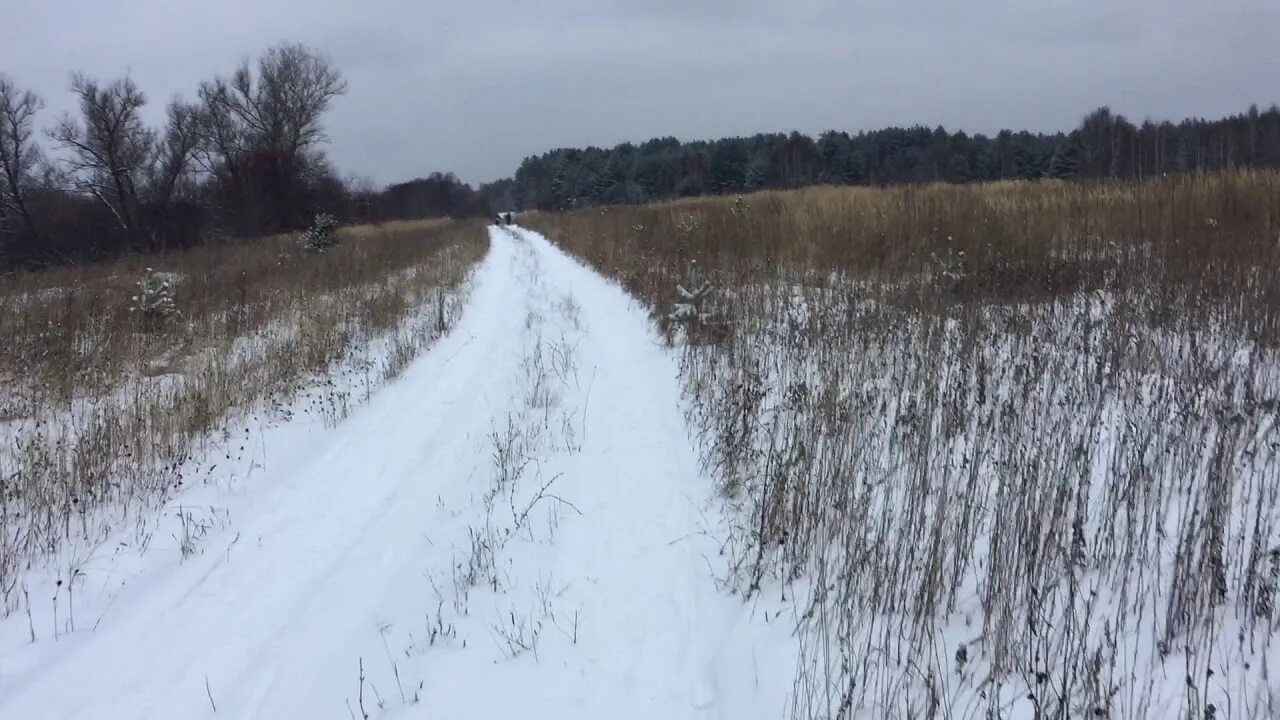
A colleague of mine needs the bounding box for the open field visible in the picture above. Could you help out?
[0,219,488,611]
[524,171,1280,718]
[3,172,1278,718]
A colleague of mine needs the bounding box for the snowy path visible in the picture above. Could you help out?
[0,228,791,719]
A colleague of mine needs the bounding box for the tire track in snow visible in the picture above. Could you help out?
[0,227,788,719]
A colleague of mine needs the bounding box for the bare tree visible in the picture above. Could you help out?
[146,100,200,209]
[192,79,246,175]
[191,77,253,233]
[193,43,346,233]
[231,42,347,156]
[128,99,203,250]
[50,74,155,245]
[346,173,381,225]
[0,76,44,252]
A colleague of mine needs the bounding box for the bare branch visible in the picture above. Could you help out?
[0,75,46,246]
[50,73,155,240]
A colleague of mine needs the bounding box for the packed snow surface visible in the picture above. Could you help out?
[0,227,796,719]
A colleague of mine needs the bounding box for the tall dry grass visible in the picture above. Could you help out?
[0,219,488,612]
[525,172,1280,718]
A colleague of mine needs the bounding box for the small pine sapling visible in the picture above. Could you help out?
[667,260,725,344]
[130,267,180,330]
[301,212,341,253]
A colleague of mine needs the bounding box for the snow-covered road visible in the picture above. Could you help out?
[0,227,794,719]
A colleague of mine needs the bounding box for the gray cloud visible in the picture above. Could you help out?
[2,0,1277,185]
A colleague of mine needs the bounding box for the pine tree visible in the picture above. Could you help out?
[300,212,340,253]
[744,155,770,190]
[709,141,746,193]
[1047,140,1081,179]
[1014,143,1042,180]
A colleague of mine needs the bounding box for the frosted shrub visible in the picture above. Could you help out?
[931,245,967,285]
[676,215,700,238]
[300,212,340,253]
[130,268,179,328]
[667,261,723,344]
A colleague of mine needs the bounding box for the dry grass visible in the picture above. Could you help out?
[525,171,1280,719]
[0,218,488,611]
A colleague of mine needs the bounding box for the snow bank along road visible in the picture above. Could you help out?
[0,228,794,719]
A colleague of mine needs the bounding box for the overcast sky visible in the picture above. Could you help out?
[3,0,1278,186]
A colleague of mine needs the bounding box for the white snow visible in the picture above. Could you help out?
[0,227,796,719]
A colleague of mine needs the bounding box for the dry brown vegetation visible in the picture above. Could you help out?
[0,218,488,611]
[525,172,1280,718]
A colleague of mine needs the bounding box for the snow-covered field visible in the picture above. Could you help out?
[7,214,1275,719]
[523,186,1280,720]
[0,228,795,718]
[0,228,483,612]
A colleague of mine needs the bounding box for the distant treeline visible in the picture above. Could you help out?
[353,173,488,226]
[483,105,1280,211]
[0,45,487,270]
[6,41,1278,271]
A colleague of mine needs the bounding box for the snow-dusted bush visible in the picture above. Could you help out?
[130,268,179,327]
[676,214,700,238]
[669,282,715,325]
[300,212,340,253]
[931,245,967,285]
[667,261,723,344]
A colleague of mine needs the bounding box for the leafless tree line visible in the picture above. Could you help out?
[0,42,349,267]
